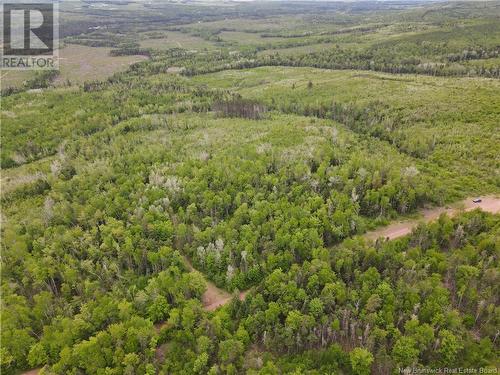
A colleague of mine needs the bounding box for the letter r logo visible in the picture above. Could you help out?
[2,3,54,55]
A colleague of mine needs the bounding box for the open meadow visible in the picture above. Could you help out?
[1,45,147,91]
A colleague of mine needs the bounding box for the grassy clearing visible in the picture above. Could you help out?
[1,71,34,90]
[1,45,147,90]
[0,156,54,195]
[257,42,340,57]
[140,31,217,51]
[54,44,148,85]
[179,15,310,34]
[219,31,284,45]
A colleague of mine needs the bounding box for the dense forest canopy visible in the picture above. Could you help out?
[1,1,499,374]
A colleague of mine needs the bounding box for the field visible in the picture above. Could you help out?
[1,1,500,375]
[140,31,217,51]
[218,31,285,45]
[0,71,33,90]
[54,44,148,85]
[257,42,341,57]
[1,45,148,91]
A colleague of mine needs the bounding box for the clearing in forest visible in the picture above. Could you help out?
[1,45,148,90]
[182,256,247,311]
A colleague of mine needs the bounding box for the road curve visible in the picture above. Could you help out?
[23,198,499,375]
[364,195,500,241]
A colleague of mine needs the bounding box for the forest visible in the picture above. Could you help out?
[1,1,499,374]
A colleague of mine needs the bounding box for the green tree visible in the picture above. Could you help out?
[350,347,374,375]
[392,336,419,367]
[437,330,462,365]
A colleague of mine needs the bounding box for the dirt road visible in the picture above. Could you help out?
[23,197,499,375]
[204,289,249,311]
[20,369,41,375]
[183,256,248,311]
[364,195,500,241]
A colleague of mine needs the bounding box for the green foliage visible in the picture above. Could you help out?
[350,347,374,375]
[1,2,499,374]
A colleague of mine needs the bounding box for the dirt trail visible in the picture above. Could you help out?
[153,265,248,332]
[155,257,250,360]
[23,197,500,375]
[204,289,250,311]
[364,195,500,241]
[22,259,249,375]
[20,369,41,375]
[182,256,248,311]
